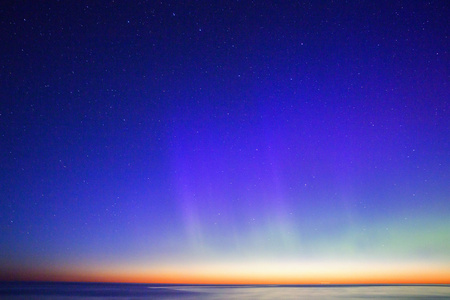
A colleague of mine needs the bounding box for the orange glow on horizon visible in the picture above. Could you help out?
[3,272,450,285]
[2,261,450,285]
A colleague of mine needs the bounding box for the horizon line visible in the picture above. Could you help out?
[2,279,450,286]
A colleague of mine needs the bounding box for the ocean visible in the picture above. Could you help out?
[1,282,449,299]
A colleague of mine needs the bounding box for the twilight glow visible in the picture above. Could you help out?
[1,1,449,284]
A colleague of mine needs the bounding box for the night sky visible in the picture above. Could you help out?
[1,1,449,284]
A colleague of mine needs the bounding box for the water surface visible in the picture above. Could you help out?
[1,282,449,299]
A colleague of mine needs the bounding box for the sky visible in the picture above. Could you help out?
[1,1,449,284]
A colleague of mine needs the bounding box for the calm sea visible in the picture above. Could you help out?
[1,282,449,299]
